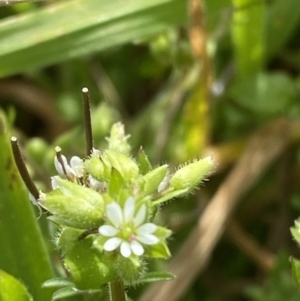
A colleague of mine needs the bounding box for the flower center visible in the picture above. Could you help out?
[121,223,136,242]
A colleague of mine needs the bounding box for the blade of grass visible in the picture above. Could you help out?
[0,111,54,301]
[0,0,187,77]
[231,0,265,78]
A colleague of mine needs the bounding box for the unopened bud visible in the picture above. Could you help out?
[170,156,214,190]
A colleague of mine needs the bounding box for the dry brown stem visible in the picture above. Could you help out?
[0,79,67,139]
[227,220,275,273]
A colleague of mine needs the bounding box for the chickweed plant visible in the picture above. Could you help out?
[11,88,214,301]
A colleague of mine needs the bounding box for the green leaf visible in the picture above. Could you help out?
[0,111,54,301]
[52,287,80,300]
[230,72,296,116]
[0,269,33,301]
[0,0,187,77]
[42,277,74,288]
[265,0,300,59]
[52,286,103,300]
[134,271,175,284]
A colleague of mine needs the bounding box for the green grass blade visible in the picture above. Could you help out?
[0,0,187,77]
[231,0,265,78]
[0,111,54,301]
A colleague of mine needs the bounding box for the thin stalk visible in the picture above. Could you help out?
[82,87,94,156]
[11,136,39,200]
[109,279,126,301]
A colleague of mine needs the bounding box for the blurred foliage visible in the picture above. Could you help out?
[0,0,300,300]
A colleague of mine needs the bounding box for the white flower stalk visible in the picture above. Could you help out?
[99,197,159,258]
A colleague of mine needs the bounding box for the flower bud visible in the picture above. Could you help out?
[170,156,214,190]
[84,156,107,182]
[105,150,139,181]
[39,177,104,229]
[108,122,131,155]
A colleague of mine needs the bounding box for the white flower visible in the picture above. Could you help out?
[98,197,159,258]
[54,155,84,179]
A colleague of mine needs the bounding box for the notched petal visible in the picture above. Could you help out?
[120,241,131,258]
[134,204,146,227]
[99,225,119,237]
[137,234,159,245]
[107,202,123,227]
[104,237,122,251]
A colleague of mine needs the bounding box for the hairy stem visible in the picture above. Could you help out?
[109,279,126,301]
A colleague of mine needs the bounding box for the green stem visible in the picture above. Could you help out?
[109,279,126,301]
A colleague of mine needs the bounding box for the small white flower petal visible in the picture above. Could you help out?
[137,223,157,234]
[89,176,107,191]
[158,174,170,192]
[70,156,84,177]
[103,237,122,251]
[130,240,144,256]
[120,241,131,258]
[54,155,68,178]
[99,225,119,237]
[134,204,146,227]
[51,177,59,190]
[107,202,123,227]
[136,234,159,245]
[124,197,135,223]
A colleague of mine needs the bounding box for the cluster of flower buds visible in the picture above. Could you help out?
[11,88,214,290]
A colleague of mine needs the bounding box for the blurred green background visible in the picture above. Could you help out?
[1,0,300,300]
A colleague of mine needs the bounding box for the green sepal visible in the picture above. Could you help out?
[291,220,300,244]
[50,177,104,208]
[40,179,104,229]
[105,150,139,181]
[290,257,300,287]
[109,167,124,200]
[56,228,85,255]
[116,256,143,284]
[143,164,169,194]
[152,188,189,206]
[138,147,153,175]
[108,122,131,155]
[64,237,116,290]
[155,226,172,240]
[84,157,107,182]
[145,241,171,259]
[170,156,214,190]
